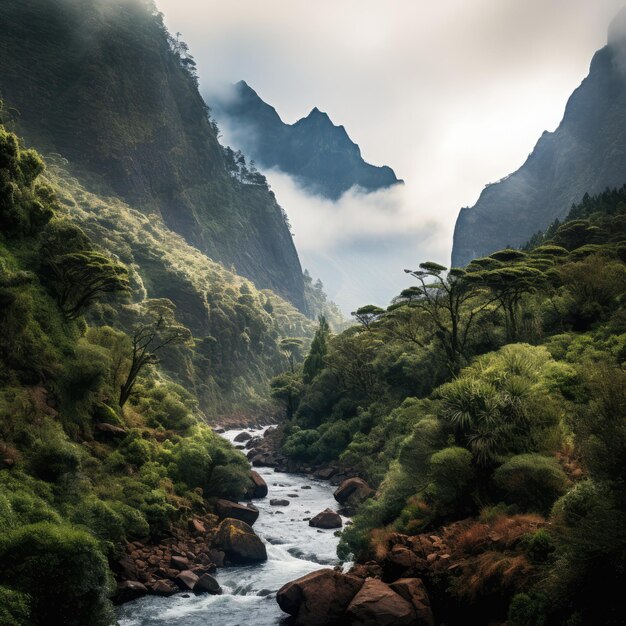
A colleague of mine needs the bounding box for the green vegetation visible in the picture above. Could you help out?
[0,116,313,624]
[276,187,626,624]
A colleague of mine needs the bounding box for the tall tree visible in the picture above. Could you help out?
[302,316,330,383]
[119,299,192,407]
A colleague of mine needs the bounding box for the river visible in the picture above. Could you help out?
[117,427,344,625]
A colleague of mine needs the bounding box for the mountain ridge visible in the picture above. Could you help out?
[210,80,402,199]
[452,30,626,267]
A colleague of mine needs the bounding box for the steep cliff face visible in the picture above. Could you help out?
[0,0,308,312]
[452,25,626,267]
[211,81,402,199]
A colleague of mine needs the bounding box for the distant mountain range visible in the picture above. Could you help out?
[452,12,626,267]
[209,81,402,200]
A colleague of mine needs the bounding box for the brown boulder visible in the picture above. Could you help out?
[346,578,416,625]
[194,573,222,595]
[115,580,148,603]
[248,470,268,498]
[316,467,337,480]
[277,568,364,625]
[150,580,179,596]
[175,570,199,591]
[389,578,434,626]
[189,518,206,534]
[334,478,374,507]
[208,548,226,567]
[170,555,191,571]
[234,431,252,442]
[212,518,267,564]
[215,498,259,526]
[309,508,342,529]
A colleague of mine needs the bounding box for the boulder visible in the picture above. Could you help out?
[175,570,199,591]
[316,468,337,480]
[389,578,434,626]
[208,548,226,567]
[194,573,222,595]
[346,578,416,625]
[234,431,252,442]
[215,498,259,526]
[270,498,289,506]
[382,545,421,580]
[188,518,206,534]
[212,518,267,564]
[334,478,374,507]
[170,555,191,571]
[309,508,342,529]
[149,580,179,596]
[277,568,364,625]
[115,580,147,603]
[248,470,268,498]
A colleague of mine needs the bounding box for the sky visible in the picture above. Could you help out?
[159,0,624,312]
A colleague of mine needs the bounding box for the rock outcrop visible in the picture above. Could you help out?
[215,499,260,526]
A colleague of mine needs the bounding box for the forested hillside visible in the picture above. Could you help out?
[275,187,626,624]
[0,0,309,312]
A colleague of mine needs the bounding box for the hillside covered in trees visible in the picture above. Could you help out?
[274,187,626,625]
[0,0,310,312]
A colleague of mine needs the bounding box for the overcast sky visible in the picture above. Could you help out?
[159,0,624,311]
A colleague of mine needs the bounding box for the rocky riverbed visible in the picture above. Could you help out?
[116,427,349,625]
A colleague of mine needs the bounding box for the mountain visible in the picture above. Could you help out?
[210,80,402,199]
[0,0,308,313]
[451,14,626,267]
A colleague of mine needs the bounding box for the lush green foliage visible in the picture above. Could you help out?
[277,187,626,624]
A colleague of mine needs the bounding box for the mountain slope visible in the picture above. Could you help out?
[210,81,402,199]
[0,0,308,312]
[452,22,626,267]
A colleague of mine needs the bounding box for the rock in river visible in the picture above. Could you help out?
[212,518,267,564]
[270,498,290,506]
[309,508,342,529]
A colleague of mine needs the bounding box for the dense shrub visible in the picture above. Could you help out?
[493,454,568,515]
[0,522,113,625]
[0,586,31,626]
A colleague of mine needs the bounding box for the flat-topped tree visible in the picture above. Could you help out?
[351,305,385,330]
[119,299,193,407]
[466,249,548,341]
[401,261,495,374]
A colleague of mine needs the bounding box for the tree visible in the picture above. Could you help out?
[351,304,385,330]
[41,220,129,320]
[466,250,547,341]
[302,316,330,383]
[401,262,495,373]
[270,372,303,418]
[119,300,192,407]
[279,337,303,373]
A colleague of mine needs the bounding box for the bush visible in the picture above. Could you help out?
[427,446,474,510]
[493,454,568,515]
[508,593,547,626]
[0,586,31,626]
[30,438,80,482]
[0,522,113,625]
